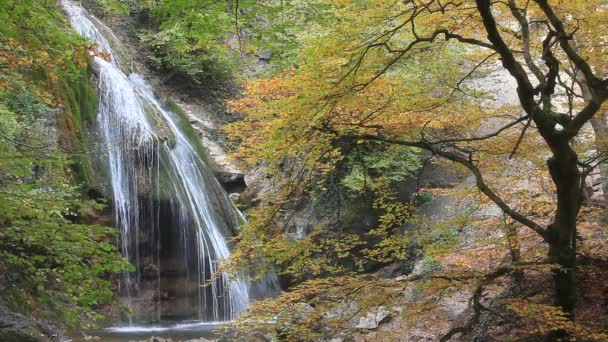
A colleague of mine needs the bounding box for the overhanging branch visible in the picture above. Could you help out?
[333,131,547,237]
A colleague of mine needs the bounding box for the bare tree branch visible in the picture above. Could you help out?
[475,0,538,115]
[508,0,545,86]
[533,0,603,88]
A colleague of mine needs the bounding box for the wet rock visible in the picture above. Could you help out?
[396,151,467,203]
[172,102,243,179]
[374,248,420,279]
[438,291,472,324]
[129,337,167,342]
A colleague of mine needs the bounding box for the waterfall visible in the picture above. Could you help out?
[62,0,259,324]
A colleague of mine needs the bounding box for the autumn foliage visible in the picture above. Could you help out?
[224,0,608,340]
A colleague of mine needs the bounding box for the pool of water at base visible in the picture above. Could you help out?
[69,321,219,342]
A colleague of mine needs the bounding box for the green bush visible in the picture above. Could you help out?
[139,28,236,83]
[342,141,420,193]
[0,0,130,327]
[0,95,130,327]
[419,256,443,276]
[136,0,238,83]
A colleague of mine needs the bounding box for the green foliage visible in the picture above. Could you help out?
[418,256,442,276]
[0,98,130,327]
[412,190,433,205]
[138,27,235,82]
[95,0,130,14]
[132,0,335,82]
[136,0,239,82]
[0,1,90,82]
[0,0,129,328]
[59,66,99,183]
[238,0,335,74]
[342,141,420,193]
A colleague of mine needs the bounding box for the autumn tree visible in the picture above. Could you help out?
[228,0,608,338]
[339,0,608,322]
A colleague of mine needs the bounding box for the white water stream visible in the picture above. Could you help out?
[61,0,270,327]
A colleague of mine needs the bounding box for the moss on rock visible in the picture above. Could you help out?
[57,65,100,185]
[166,99,213,164]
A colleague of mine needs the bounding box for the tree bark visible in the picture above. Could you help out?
[544,142,580,333]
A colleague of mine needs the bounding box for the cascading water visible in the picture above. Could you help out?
[61,0,271,325]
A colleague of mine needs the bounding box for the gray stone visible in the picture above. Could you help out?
[292,302,315,323]
[354,307,391,330]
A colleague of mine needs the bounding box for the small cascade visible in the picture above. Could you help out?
[62,0,275,324]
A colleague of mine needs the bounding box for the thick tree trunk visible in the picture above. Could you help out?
[544,143,580,338]
[547,230,577,317]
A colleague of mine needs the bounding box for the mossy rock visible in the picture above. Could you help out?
[166,100,212,163]
[142,100,176,146]
[56,64,100,185]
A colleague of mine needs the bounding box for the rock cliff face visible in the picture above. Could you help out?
[166,98,247,194]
